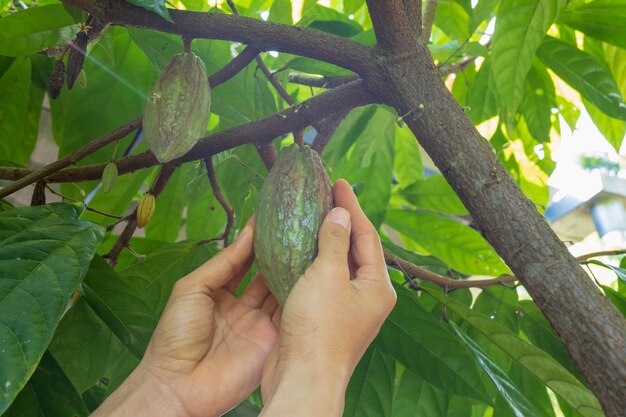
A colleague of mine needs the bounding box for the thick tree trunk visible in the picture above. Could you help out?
[364,2,626,416]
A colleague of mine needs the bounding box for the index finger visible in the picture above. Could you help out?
[333,179,387,277]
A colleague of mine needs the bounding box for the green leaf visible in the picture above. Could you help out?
[452,323,551,417]
[269,0,293,25]
[602,285,626,318]
[51,28,157,168]
[491,0,566,118]
[467,58,499,124]
[224,400,262,417]
[0,204,103,413]
[585,260,626,284]
[83,244,216,358]
[127,27,183,71]
[0,57,32,166]
[517,300,579,377]
[536,36,626,121]
[48,298,127,393]
[344,0,365,15]
[559,0,626,50]
[424,288,604,417]
[300,5,363,37]
[0,4,80,56]
[343,347,395,417]
[385,209,509,276]
[328,105,396,228]
[126,0,173,22]
[520,61,556,143]
[399,175,468,216]
[376,285,491,404]
[392,368,472,417]
[434,0,470,41]
[585,98,626,152]
[393,125,423,189]
[3,351,89,417]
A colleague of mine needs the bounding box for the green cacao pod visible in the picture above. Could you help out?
[254,144,333,306]
[143,52,211,163]
[101,162,118,194]
[137,193,156,228]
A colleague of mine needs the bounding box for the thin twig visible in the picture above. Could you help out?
[576,249,626,262]
[204,157,234,246]
[0,117,142,199]
[107,163,176,267]
[45,185,122,219]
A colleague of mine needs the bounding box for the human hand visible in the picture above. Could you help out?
[260,179,397,416]
[93,221,280,417]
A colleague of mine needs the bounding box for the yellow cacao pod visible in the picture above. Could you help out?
[137,193,156,228]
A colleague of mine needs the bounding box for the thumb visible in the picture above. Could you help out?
[313,207,352,273]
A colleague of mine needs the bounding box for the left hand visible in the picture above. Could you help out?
[139,222,280,417]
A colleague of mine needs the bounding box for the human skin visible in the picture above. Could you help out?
[90,179,396,417]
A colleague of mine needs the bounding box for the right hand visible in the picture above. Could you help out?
[260,179,397,413]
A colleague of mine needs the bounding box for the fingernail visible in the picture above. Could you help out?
[234,225,250,243]
[328,207,350,230]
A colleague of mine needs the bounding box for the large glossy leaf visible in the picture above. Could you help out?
[48,298,127,393]
[0,57,32,166]
[83,244,217,358]
[224,400,262,417]
[376,285,491,404]
[0,4,80,56]
[559,0,626,49]
[0,204,103,413]
[399,175,468,216]
[520,61,556,143]
[584,99,626,152]
[536,36,626,121]
[467,58,499,124]
[385,209,509,276]
[424,289,604,417]
[328,105,396,228]
[453,324,550,417]
[491,0,566,118]
[602,285,626,318]
[393,125,423,189]
[469,0,499,33]
[434,0,470,41]
[3,351,89,417]
[343,346,395,417]
[392,368,472,417]
[494,363,557,417]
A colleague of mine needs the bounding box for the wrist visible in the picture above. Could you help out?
[261,361,350,417]
[91,365,188,417]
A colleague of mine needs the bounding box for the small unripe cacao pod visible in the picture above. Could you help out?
[137,193,156,228]
[254,144,333,306]
[143,52,211,163]
[101,162,118,194]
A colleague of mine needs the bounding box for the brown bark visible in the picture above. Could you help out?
[364,1,626,415]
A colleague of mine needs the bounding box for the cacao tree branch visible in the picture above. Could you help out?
[0,81,374,184]
[61,0,371,74]
[0,117,143,199]
[208,46,259,86]
[365,2,626,414]
[204,157,234,246]
[575,249,626,262]
[107,163,177,267]
[287,73,360,89]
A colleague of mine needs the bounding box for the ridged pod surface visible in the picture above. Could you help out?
[143,52,211,163]
[254,144,333,306]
